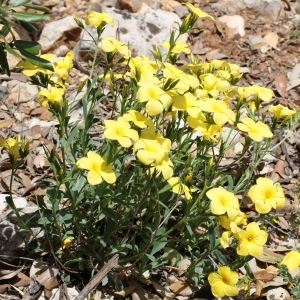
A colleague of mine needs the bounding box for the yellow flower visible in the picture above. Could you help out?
[201,98,236,126]
[161,41,191,54]
[77,151,116,185]
[268,104,296,119]
[99,72,123,86]
[59,238,72,250]
[170,92,202,116]
[139,126,171,153]
[149,153,174,180]
[235,222,268,257]
[184,2,214,20]
[85,11,114,28]
[248,177,285,214]
[101,37,131,59]
[200,73,230,98]
[133,138,166,165]
[186,111,207,129]
[206,187,240,219]
[248,101,262,112]
[279,251,300,271]
[128,56,156,82]
[0,136,29,158]
[219,231,231,249]
[123,110,154,128]
[243,85,274,102]
[195,123,223,143]
[38,86,65,108]
[163,64,199,94]
[137,83,172,116]
[104,117,139,147]
[16,54,56,77]
[208,266,238,298]
[219,212,248,233]
[237,118,273,142]
[54,51,74,80]
[167,177,195,200]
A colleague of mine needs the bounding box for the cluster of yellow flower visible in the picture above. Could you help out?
[16,51,74,110]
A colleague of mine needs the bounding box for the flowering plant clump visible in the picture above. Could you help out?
[6,2,300,298]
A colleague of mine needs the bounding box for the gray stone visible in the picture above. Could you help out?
[39,16,80,52]
[5,80,39,106]
[173,5,189,19]
[211,0,282,20]
[0,206,39,258]
[75,5,187,60]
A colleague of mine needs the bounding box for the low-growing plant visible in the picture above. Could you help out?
[2,3,300,298]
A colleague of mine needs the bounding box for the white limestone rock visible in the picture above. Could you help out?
[38,16,80,52]
[75,5,187,60]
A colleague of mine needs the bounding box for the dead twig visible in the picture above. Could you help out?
[74,254,119,300]
[278,131,300,177]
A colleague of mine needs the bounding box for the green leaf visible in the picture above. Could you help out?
[11,11,51,23]
[5,42,24,58]
[9,0,30,6]
[0,46,10,76]
[23,3,51,12]
[18,48,54,72]
[14,40,41,55]
[18,20,37,33]
[150,240,167,256]
[0,24,10,37]
[212,249,227,265]
[0,8,9,18]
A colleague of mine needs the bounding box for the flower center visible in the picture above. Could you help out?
[220,196,228,206]
[91,162,101,173]
[115,128,125,137]
[263,188,274,199]
[222,277,229,284]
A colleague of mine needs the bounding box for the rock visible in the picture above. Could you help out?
[0,194,27,214]
[211,0,282,20]
[173,5,189,19]
[0,85,9,103]
[116,0,162,11]
[116,0,143,12]
[75,5,187,60]
[218,15,245,39]
[101,0,118,7]
[0,202,39,258]
[160,0,181,12]
[38,16,81,52]
[5,80,39,107]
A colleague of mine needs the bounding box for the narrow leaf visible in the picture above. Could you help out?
[18,20,37,33]
[0,24,10,37]
[18,48,54,71]
[9,0,30,6]
[5,43,23,58]
[14,40,41,55]
[23,3,51,12]
[11,11,51,23]
[0,46,10,76]
[0,7,8,17]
